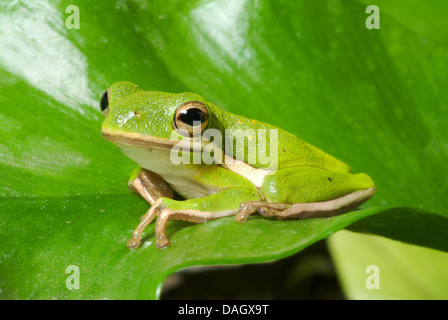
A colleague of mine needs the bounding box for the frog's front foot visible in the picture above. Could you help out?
[127,235,142,250]
[126,200,161,250]
[126,186,260,250]
[155,236,170,249]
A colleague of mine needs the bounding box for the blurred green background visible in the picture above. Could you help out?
[0,0,447,299]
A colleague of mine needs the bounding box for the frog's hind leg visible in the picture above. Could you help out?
[236,187,375,222]
[273,187,375,220]
[236,201,287,222]
[128,167,174,205]
[238,166,376,221]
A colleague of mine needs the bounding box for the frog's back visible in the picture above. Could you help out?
[208,105,351,173]
[275,127,351,172]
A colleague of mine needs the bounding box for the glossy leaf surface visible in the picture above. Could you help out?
[0,0,447,299]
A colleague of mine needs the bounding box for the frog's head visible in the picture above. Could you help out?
[100,81,213,149]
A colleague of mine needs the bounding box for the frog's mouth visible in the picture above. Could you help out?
[101,127,208,153]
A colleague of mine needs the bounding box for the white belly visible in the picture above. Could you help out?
[115,142,220,199]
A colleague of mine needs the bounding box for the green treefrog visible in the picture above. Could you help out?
[100,81,376,250]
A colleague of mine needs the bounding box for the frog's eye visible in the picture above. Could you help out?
[100,88,110,116]
[173,101,209,137]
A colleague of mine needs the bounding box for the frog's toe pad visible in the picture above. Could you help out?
[155,236,170,249]
[127,237,141,250]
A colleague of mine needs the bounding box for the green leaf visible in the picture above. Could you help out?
[1,0,447,299]
[348,207,448,253]
[0,196,375,299]
[328,231,448,300]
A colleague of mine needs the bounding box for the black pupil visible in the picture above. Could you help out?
[180,108,206,126]
[100,90,109,111]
